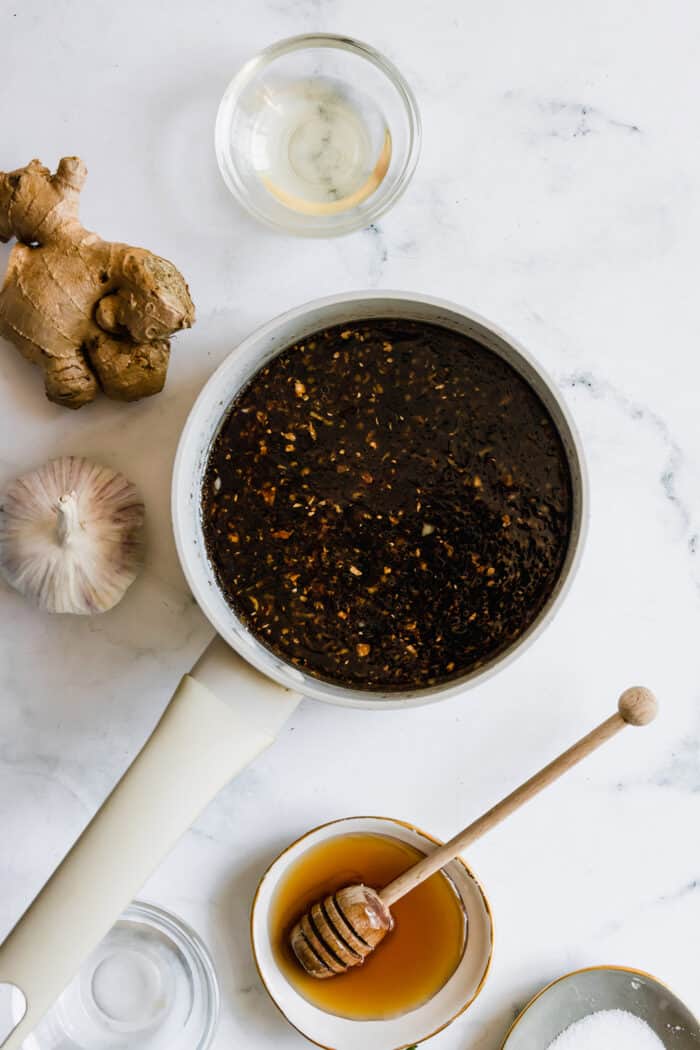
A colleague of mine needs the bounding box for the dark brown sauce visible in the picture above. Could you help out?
[202,319,572,690]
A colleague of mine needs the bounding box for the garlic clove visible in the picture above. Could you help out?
[0,456,144,614]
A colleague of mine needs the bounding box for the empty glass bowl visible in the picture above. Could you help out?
[215,34,421,236]
[8,901,219,1050]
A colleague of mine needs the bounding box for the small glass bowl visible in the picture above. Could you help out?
[13,901,219,1050]
[215,34,421,236]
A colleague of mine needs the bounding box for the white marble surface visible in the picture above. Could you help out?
[1,1,699,1047]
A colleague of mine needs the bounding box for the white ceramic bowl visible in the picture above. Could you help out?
[250,817,494,1050]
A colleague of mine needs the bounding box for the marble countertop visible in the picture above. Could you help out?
[1,1,699,1047]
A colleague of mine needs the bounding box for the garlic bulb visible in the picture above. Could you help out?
[0,456,144,614]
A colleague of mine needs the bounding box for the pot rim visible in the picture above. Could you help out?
[172,290,589,709]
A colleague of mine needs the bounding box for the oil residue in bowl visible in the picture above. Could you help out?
[251,77,392,215]
[269,832,466,1020]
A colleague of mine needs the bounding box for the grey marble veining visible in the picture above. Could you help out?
[1,1,699,1048]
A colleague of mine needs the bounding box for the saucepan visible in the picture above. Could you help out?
[0,292,587,1048]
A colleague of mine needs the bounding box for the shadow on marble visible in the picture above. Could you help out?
[146,65,280,243]
[211,838,298,1043]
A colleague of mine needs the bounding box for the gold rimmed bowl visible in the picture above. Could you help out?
[502,965,699,1049]
[251,816,494,1050]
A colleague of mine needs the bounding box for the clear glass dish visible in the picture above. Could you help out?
[215,34,421,236]
[7,901,219,1050]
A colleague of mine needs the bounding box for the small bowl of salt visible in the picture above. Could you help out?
[502,966,699,1050]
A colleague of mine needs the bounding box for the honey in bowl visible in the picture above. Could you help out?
[269,832,466,1020]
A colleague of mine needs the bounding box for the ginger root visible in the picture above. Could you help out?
[0,157,194,408]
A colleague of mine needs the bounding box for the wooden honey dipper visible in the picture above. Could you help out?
[290,686,658,978]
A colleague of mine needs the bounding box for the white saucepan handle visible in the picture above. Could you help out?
[0,639,301,1049]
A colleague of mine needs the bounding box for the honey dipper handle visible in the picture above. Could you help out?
[380,687,658,907]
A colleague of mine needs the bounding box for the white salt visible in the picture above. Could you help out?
[545,1008,667,1050]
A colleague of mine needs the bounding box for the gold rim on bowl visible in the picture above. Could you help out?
[501,964,696,1048]
[250,815,495,1050]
